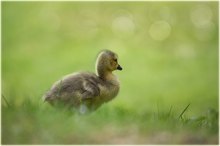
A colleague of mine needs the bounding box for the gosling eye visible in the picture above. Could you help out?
[113,59,118,62]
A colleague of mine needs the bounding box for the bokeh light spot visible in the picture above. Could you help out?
[175,44,196,59]
[190,5,213,28]
[149,20,171,41]
[112,15,136,37]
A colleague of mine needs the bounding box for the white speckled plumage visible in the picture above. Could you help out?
[43,50,122,113]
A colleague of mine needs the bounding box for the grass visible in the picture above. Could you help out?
[2,98,218,144]
[1,1,219,144]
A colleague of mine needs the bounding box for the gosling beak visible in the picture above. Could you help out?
[117,65,123,70]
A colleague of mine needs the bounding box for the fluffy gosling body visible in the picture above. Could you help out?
[43,50,122,113]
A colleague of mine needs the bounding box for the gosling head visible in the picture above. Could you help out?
[96,50,122,77]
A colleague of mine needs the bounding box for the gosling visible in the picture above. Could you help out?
[43,50,122,113]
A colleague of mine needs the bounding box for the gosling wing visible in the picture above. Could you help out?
[80,74,101,99]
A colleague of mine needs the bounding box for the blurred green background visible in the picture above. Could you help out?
[2,1,219,144]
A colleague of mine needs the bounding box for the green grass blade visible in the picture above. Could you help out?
[178,104,190,119]
[2,94,11,107]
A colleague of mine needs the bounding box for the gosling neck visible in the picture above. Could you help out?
[97,68,114,81]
